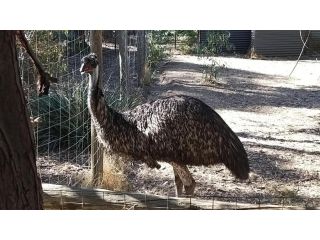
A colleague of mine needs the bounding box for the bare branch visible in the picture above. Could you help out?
[16,30,58,96]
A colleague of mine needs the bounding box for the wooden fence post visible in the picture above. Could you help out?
[136,30,146,86]
[118,30,129,100]
[89,30,104,186]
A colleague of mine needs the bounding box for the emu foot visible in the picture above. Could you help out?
[146,160,161,169]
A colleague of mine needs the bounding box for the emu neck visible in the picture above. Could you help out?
[86,68,160,168]
[88,66,100,92]
[87,65,107,126]
[86,68,141,157]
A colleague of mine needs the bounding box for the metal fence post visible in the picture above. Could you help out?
[212,197,215,210]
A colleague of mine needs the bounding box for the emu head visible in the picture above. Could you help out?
[80,53,100,87]
[80,53,99,75]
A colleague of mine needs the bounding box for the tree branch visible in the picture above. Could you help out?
[16,30,58,96]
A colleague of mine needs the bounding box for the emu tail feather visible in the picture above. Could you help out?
[222,130,249,180]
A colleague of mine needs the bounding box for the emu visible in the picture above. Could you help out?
[80,53,249,197]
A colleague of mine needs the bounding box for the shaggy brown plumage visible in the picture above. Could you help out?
[80,53,249,196]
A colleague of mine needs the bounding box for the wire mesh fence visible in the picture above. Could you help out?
[20,30,149,187]
[19,30,320,210]
[42,185,320,210]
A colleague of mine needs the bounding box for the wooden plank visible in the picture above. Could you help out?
[42,184,315,210]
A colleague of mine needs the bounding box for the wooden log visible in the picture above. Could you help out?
[42,184,315,210]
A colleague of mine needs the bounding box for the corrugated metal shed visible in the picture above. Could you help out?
[252,30,305,57]
[306,30,320,54]
[228,30,251,54]
[199,30,208,45]
[310,30,320,40]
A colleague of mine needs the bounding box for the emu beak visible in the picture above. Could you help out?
[80,62,94,75]
[80,63,87,75]
[80,63,85,75]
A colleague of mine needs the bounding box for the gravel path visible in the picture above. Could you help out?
[127,55,320,204]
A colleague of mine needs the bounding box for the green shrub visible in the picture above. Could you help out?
[199,31,232,83]
[177,30,198,54]
[29,82,144,153]
[150,30,175,44]
[29,82,90,153]
[199,31,233,56]
[147,43,168,70]
[24,31,68,75]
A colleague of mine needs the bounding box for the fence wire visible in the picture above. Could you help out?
[19,30,320,209]
[43,188,320,210]
[20,30,148,187]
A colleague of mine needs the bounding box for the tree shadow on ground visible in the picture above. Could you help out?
[239,131,319,145]
[193,186,320,209]
[147,59,320,206]
[42,58,320,208]
[151,61,320,111]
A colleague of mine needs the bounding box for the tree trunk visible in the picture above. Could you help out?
[136,31,146,87]
[0,31,43,209]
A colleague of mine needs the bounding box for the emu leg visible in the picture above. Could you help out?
[173,167,183,197]
[143,156,161,169]
[171,162,196,197]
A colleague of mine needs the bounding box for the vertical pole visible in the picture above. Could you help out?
[89,30,104,186]
[198,30,200,43]
[123,194,126,209]
[212,197,215,210]
[114,31,117,54]
[174,31,177,49]
[118,30,128,100]
[60,190,63,210]
[136,30,146,87]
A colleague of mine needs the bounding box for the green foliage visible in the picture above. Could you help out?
[29,82,90,152]
[29,82,144,153]
[150,30,175,44]
[146,30,198,71]
[203,60,223,83]
[199,31,233,56]
[199,31,232,83]
[176,30,198,54]
[21,31,89,80]
[147,42,168,70]
[24,31,67,74]
[147,31,171,71]
[149,30,199,54]
[21,30,91,153]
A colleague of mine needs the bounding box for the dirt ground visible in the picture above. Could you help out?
[37,54,320,206]
[125,54,320,205]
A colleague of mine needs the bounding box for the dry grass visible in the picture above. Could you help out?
[267,185,299,198]
[101,153,131,191]
[78,153,131,191]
